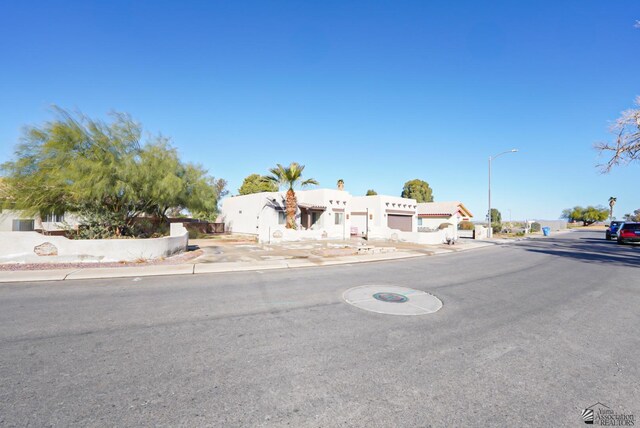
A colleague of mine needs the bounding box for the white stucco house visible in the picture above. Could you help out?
[219,188,460,245]
[218,189,353,243]
[0,209,80,233]
[417,201,473,238]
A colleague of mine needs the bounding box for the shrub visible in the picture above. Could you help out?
[439,222,454,230]
[530,222,541,232]
[459,221,474,230]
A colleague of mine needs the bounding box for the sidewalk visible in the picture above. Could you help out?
[0,238,503,283]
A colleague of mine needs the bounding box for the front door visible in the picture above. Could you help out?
[300,209,321,229]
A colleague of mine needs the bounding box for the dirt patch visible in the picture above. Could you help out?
[311,248,359,257]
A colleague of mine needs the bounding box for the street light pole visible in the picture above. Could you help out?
[488,149,518,238]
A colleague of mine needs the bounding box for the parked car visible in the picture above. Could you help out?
[617,222,640,245]
[606,221,623,240]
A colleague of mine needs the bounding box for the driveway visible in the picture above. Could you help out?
[0,230,637,426]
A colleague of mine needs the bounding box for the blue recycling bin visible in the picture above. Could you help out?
[542,227,551,236]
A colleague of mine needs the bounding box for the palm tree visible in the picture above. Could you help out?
[266,163,319,229]
[608,196,617,221]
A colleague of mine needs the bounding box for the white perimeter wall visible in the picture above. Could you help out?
[418,215,461,239]
[0,223,188,263]
[219,192,284,235]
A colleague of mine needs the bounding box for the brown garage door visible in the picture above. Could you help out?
[387,214,412,232]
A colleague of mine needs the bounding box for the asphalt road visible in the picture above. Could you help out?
[0,230,638,427]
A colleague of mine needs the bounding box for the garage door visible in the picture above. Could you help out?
[387,214,412,232]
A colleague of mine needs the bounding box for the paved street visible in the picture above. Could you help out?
[0,230,638,427]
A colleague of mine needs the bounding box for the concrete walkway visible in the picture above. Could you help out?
[0,238,500,283]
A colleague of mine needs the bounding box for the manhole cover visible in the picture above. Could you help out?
[373,292,408,303]
[343,285,442,316]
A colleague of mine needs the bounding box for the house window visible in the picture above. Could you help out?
[278,211,286,225]
[334,212,344,225]
[418,218,423,226]
[44,213,64,223]
[12,219,35,231]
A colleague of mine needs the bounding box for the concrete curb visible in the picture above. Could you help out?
[0,244,496,284]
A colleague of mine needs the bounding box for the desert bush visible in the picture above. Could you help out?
[459,221,474,230]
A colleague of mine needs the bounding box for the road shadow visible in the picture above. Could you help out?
[578,237,611,243]
[518,231,639,268]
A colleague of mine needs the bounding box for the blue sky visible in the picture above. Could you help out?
[1,1,638,220]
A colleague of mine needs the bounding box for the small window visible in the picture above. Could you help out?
[334,212,344,225]
[417,218,423,226]
[44,213,64,223]
[12,219,35,231]
[278,211,286,225]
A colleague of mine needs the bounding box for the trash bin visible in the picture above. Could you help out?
[542,227,551,236]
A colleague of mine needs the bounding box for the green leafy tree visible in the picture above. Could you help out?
[488,208,502,233]
[265,162,318,229]
[366,189,378,196]
[238,173,278,195]
[1,108,225,237]
[561,205,609,226]
[458,220,474,230]
[489,208,502,224]
[401,179,434,202]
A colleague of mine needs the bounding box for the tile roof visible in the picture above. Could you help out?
[417,201,473,218]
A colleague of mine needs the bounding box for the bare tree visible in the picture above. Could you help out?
[595,96,640,172]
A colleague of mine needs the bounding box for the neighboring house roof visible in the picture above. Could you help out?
[417,201,473,218]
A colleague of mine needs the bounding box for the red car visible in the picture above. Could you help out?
[617,222,640,245]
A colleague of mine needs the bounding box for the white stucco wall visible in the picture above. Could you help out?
[367,226,448,244]
[0,223,188,263]
[474,225,489,239]
[219,192,284,236]
[418,215,460,239]
[298,189,351,239]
